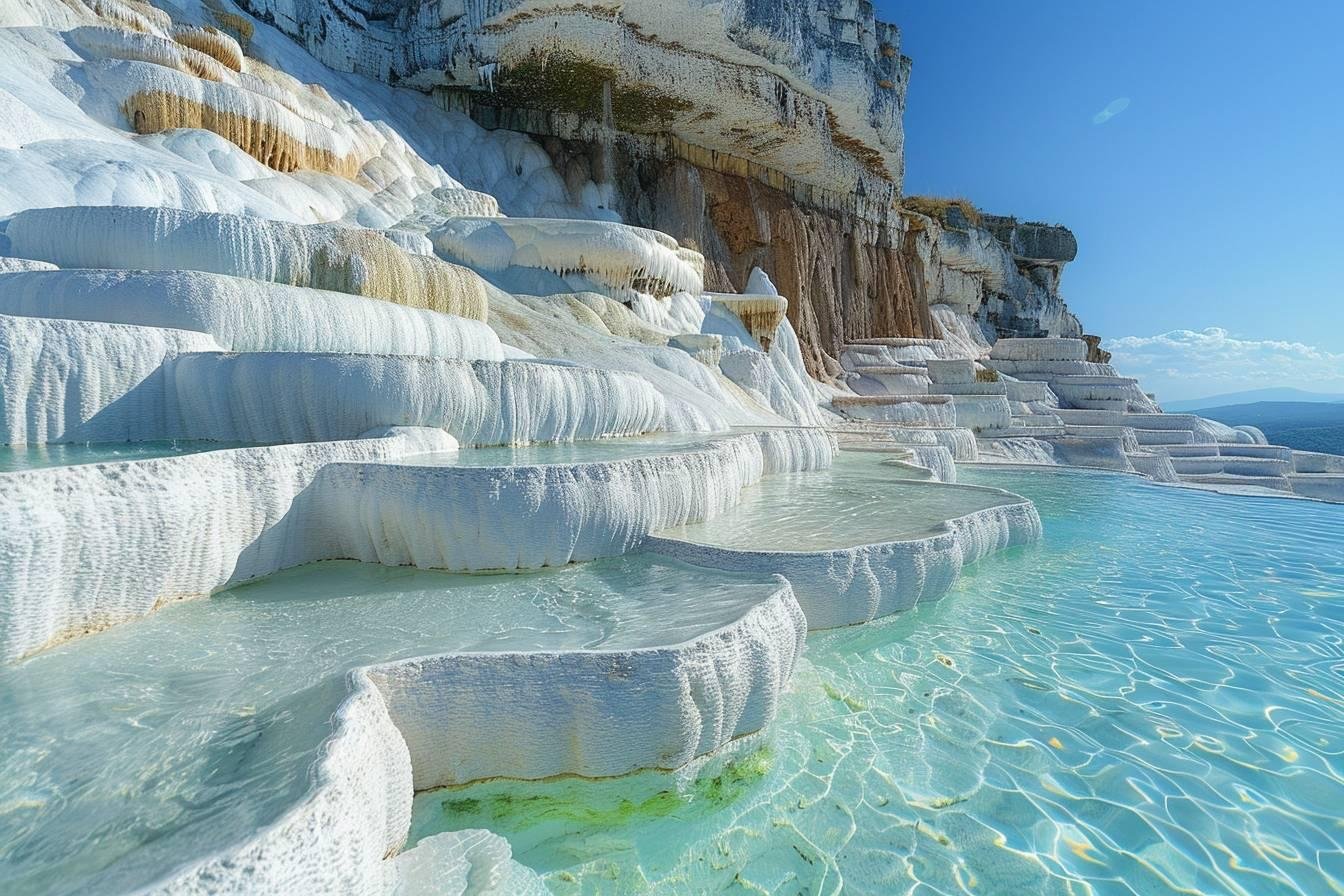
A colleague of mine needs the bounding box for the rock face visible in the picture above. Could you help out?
[903,208,1084,345]
[236,0,925,378]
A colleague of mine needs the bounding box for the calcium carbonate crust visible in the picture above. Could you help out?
[141,578,805,895]
[0,313,666,445]
[0,268,505,360]
[323,428,833,571]
[645,485,1042,630]
[0,428,831,661]
[0,427,454,661]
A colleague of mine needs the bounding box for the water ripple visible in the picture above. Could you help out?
[411,468,1344,895]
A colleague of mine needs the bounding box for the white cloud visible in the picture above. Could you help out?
[1107,327,1344,401]
[1092,97,1130,125]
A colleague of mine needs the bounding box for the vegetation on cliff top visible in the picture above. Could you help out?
[900,195,982,229]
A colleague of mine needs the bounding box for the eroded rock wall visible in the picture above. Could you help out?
[903,208,1085,348]
[530,139,931,378]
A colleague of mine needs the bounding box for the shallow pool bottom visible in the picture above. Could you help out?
[411,466,1344,895]
[0,556,789,896]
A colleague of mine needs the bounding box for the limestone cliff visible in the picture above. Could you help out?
[902,203,1085,346]
[237,0,1091,374]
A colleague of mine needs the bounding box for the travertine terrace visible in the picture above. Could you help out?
[1,1,1340,894]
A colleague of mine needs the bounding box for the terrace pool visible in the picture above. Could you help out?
[0,440,256,472]
[412,466,1344,895]
[0,556,784,896]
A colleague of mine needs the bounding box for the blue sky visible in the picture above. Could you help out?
[884,1,1344,401]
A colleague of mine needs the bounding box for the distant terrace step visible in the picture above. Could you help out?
[1286,473,1344,502]
[1180,473,1294,493]
[1170,456,1292,477]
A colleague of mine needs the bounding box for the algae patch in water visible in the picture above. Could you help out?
[430,746,776,833]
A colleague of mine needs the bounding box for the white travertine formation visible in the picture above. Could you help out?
[151,578,803,893]
[6,206,493,321]
[375,580,805,786]
[831,395,957,427]
[0,313,219,445]
[989,337,1089,362]
[0,268,504,360]
[0,427,830,660]
[948,395,1012,431]
[323,429,832,571]
[707,294,789,349]
[166,354,665,445]
[0,257,57,273]
[433,216,704,299]
[0,428,454,661]
[648,486,1041,630]
[926,359,977,384]
[1,316,664,445]
[146,671,414,896]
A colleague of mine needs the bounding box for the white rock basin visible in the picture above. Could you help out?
[0,439,256,472]
[648,450,1042,629]
[0,556,802,896]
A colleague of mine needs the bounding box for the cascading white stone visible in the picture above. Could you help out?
[0,268,504,360]
[648,488,1041,630]
[0,312,219,445]
[166,353,666,444]
[0,427,832,661]
[0,428,455,661]
[5,206,493,322]
[432,216,704,299]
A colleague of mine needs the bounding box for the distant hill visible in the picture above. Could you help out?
[1193,401,1344,454]
[1164,387,1344,412]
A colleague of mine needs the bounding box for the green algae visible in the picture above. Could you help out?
[426,746,776,835]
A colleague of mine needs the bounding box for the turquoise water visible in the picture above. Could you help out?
[412,467,1344,894]
[656,450,1020,551]
[0,557,782,896]
[393,432,727,467]
[0,440,255,472]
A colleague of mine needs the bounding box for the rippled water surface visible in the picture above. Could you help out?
[413,467,1344,894]
[0,557,780,896]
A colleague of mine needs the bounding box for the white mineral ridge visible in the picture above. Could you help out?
[433,216,705,298]
[931,305,994,360]
[0,268,504,359]
[0,312,218,445]
[974,437,1057,466]
[374,578,806,785]
[167,353,665,444]
[485,290,789,431]
[5,205,493,321]
[326,428,833,570]
[703,296,827,426]
[989,336,1089,362]
[0,257,57,273]
[648,485,1042,630]
[0,427,455,661]
[0,427,831,660]
[949,395,1012,431]
[1,315,665,445]
[152,578,804,894]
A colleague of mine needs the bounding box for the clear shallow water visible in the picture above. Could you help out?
[412,467,1344,895]
[655,450,1020,551]
[393,432,728,467]
[0,557,781,896]
[0,440,256,472]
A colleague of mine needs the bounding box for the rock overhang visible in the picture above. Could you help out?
[239,0,908,203]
